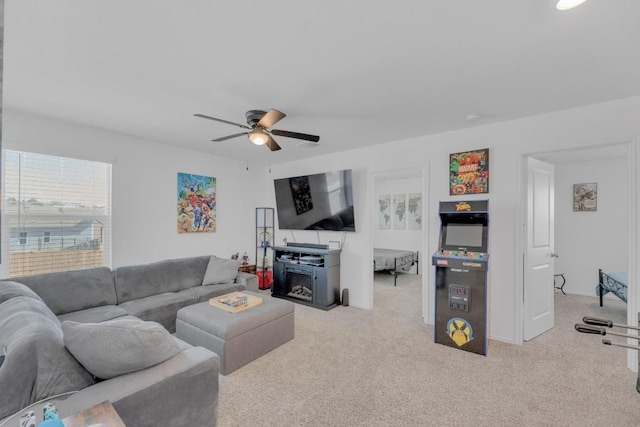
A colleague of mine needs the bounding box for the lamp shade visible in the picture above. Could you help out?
[556,0,587,10]
[248,129,269,145]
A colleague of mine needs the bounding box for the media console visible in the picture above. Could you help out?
[271,243,341,310]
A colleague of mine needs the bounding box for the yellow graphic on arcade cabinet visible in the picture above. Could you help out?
[446,318,474,347]
[455,202,472,212]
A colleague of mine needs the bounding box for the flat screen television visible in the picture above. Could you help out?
[274,169,356,232]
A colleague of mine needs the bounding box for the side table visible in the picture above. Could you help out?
[62,400,126,427]
[238,263,256,274]
[554,273,566,295]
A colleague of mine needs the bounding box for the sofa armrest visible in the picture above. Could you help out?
[49,347,219,427]
[236,271,258,292]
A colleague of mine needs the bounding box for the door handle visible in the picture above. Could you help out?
[551,252,559,258]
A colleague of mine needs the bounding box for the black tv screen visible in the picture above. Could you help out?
[274,169,356,232]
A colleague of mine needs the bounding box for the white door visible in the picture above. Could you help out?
[524,157,555,341]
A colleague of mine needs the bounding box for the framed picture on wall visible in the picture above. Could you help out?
[449,148,489,195]
[378,194,391,229]
[392,194,406,230]
[407,193,422,230]
[573,183,597,211]
[177,172,217,233]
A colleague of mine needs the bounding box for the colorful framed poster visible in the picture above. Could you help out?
[378,194,391,229]
[407,193,422,230]
[573,183,597,211]
[393,193,406,230]
[177,172,216,233]
[449,149,489,195]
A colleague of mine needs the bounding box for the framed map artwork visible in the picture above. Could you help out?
[407,193,422,230]
[378,194,391,229]
[393,194,406,230]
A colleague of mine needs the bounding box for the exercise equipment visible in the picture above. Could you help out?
[575,316,640,393]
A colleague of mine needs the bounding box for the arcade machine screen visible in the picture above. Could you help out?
[444,223,484,250]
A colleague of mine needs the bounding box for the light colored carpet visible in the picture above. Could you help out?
[218,273,637,426]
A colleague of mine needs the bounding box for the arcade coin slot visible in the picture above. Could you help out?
[448,284,471,312]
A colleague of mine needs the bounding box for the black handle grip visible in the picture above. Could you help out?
[582,316,613,328]
[575,323,606,335]
[602,339,612,345]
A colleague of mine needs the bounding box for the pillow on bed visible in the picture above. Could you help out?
[62,318,180,379]
[202,256,241,285]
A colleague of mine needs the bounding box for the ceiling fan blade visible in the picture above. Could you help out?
[212,132,248,142]
[265,135,282,151]
[194,114,251,130]
[258,109,286,129]
[270,129,320,142]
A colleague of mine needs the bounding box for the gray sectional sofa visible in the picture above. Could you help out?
[0,255,258,426]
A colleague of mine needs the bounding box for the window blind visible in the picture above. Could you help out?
[3,150,112,277]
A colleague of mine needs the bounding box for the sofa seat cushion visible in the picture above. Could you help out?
[57,305,128,324]
[114,256,210,303]
[179,283,244,303]
[0,297,96,421]
[117,292,197,333]
[62,318,181,379]
[13,267,116,315]
[0,280,45,305]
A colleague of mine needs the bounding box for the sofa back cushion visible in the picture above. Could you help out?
[0,297,96,420]
[12,267,116,315]
[114,256,210,303]
[0,280,46,305]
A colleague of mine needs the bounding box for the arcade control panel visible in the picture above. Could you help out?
[439,250,487,260]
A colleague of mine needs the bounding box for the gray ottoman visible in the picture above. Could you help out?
[176,291,294,374]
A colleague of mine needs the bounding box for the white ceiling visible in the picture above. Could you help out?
[4,1,640,165]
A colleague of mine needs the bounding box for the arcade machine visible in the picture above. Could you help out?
[432,200,489,356]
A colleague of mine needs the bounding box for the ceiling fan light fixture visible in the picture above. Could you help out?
[248,129,269,145]
[556,0,587,10]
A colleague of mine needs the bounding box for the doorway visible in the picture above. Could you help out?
[522,143,631,343]
[370,166,428,321]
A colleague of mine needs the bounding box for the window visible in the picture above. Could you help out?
[3,150,112,277]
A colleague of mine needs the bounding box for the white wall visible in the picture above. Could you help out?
[267,95,640,344]
[374,176,422,273]
[4,95,640,346]
[554,156,629,297]
[1,109,266,269]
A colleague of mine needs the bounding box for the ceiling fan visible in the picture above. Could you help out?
[194,109,320,151]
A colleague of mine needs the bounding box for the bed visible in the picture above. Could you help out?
[596,269,627,307]
[373,248,419,286]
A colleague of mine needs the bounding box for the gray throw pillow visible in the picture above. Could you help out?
[202,256,241,285]
[62,318,180,379]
